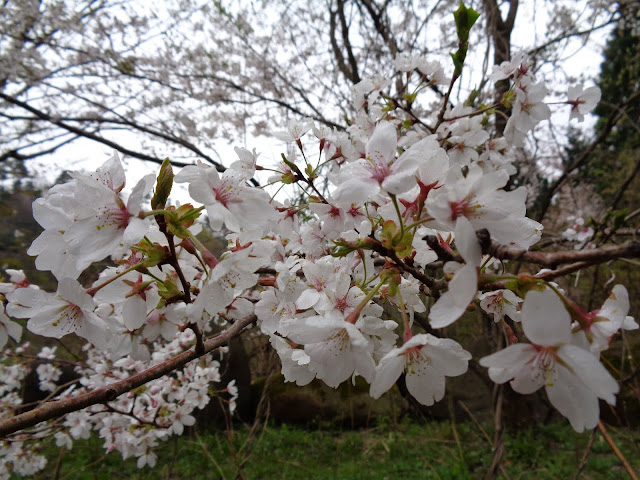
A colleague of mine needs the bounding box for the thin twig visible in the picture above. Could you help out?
[597,420,639,480]
[573,428,596,480]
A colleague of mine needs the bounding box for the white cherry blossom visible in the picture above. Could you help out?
[175,161,276,233]
[285,312,376,387]
[477,289,522,323]
[567,85,601,122]
[480,289,619,432]
[370,333,471,405]
[426,164,542,248]
[571,284,633,353]
[333,121,421,204]
[6,278,109,348]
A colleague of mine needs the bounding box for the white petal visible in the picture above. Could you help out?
[122,296,147,330]
[522,289,571,346]
[429,264,477,328]
[306,340,353,387]
[353,349,376,383]
[122,218,150,247]
[366,122,396,164]
[296,289,322,310]
[3,316,22,342]
[424,339,470,377]
[547,365,599,432]
[285,316,345,345]
[127,174,156,212]
[479,343,536,384]
[510,362,546,395]
[58,278,93,310]
[405,357,446,406]
[370,352,404,399]
[455,217,482,266]
[557,345,618,405]
[598,284,629,327]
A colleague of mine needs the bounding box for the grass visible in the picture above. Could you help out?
[19,419,640,480]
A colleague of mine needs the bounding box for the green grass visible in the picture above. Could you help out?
[19,420,640,480]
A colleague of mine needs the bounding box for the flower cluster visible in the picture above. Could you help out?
[0,30,633,478]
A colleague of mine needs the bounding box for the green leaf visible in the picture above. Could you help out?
[132,237,170,267]
[453,2,480,43]
[450,2,481,76]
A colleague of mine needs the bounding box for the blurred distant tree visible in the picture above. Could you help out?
[0,0,620,180]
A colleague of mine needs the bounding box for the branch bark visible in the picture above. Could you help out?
[486,240,640,269]
[483,0,519,136]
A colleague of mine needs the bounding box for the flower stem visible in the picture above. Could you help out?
[344,282,383,324]
[85,261,146,296]
[389,193,405,235]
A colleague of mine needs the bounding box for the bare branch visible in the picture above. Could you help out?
[0,92,197,168]
[486,240,640,270]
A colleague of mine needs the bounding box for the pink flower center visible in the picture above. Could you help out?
[98,204,130,230]
[328,205,342,219]
[531,345,558,387]
[52,303,83,333]
[327,328,350,352]
[348,204,363,218]
[213,179,238,208]
[367,161,392,184]
[335,296,349,313]
[449,197,480,221]
[402,346,429,373]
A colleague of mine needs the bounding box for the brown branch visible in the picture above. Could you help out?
[0,314,256,438]
[487,240,640,269]
[357,0,399,58]
[0,92,195,168]
[481,260,600,291]
[34,79,228,172]
[0,135,78,164]
[337,0,361,84]
[370,240,446,292]
[528,15,618,57]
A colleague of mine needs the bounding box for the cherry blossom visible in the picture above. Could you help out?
[370,334,471,405]
[285,312,376,387]
[504,80,551,146]
[426,164,542,248]
[567,85,601,122]
[332,121,421,204]
[571,284,634,353]
[6,278,109,348]
[0,21,633,472]
[480,288,619,432]
[174,161,276,233]
[270,334,316,386]
[477,289,522,323]
[428,217,481,328]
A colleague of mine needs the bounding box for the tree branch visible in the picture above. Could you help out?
[486,240,640,269]
[337,0,361,84]
[0,92,197,168]
[0,314,256,438]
